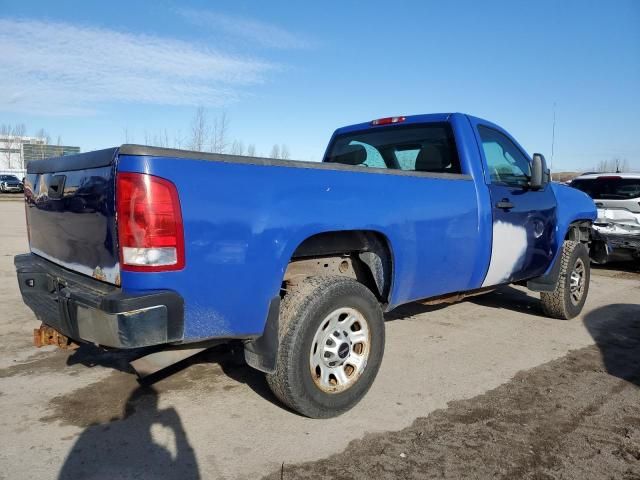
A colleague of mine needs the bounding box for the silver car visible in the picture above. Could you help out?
[570,173,640,262]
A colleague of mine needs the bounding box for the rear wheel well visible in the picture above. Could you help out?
[284,231,393,304]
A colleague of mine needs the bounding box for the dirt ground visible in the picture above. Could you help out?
[0,198,639,479]
[267,307,640,480]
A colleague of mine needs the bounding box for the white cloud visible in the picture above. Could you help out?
[176,8,310,50]
[0,18,277,116]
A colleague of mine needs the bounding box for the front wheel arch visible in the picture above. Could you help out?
[527,220,592,292]
[540,240,591,319]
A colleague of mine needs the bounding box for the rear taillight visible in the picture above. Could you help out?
[116,172,185,271]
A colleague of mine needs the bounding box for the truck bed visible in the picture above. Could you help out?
[24,142,485,342]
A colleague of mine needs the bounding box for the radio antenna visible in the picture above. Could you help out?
[551,102,556,171]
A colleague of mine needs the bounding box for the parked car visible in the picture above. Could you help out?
[15,113,602,418]
[0,174,24,193]
[570,173,640,262]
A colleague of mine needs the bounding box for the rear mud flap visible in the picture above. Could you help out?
[243,296,280,374]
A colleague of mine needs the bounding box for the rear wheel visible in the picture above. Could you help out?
[540,240,590,319]
[267,276,385,418]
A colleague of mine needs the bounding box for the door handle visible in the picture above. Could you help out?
[496,199,514,210]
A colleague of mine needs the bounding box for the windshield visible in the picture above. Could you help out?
[324,124,461,174]
[0,175,20,182]
[571,177,640,200]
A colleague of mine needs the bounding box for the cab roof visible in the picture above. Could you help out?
[333,112,501,136]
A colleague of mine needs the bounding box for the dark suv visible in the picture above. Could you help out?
[0,175,24,193]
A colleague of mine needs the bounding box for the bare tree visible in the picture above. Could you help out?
[14,124,26,139]
[123,128,134,144]
[616,158,629,173]
[35,128,51,161]
[247,144,256,157]
[270,144,280,159]
[151,129,170,148]
[230,140,244,156]
[13,124,26,169]
[35,128,50,145]
[595,157,630,173]
[190,106,208,152]
[1,123,27,169]
[210,110,229,153]
[1,124,17,169]
[173,130,184,149]
[56,135,62,146]
[280,144,290,160]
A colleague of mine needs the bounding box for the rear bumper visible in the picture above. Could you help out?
[599,233,640,252]
[14,253,184,348]
[591,226,640,261]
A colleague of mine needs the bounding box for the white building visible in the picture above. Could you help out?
[0,135,80,177]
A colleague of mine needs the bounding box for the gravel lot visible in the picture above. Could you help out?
[0,198,638,479]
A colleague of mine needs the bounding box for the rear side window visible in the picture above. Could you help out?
[478,126,531,187]
[571,177,640,199]
[325,124,461,174]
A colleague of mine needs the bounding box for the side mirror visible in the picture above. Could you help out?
[530,153,549,190]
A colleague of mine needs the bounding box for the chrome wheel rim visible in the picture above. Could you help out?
[569,258,586,305]
[309,307,370,393]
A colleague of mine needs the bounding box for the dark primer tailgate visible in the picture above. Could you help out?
[24,148,120,285]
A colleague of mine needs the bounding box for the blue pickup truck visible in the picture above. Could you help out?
[15,113,600,418]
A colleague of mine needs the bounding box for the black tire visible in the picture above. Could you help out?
[267,276,385,418]
[540,240,590,319]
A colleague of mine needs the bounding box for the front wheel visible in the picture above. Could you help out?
[540,240,590,319]
[267,276,385,418]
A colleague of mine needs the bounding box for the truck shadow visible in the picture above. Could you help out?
[463,286,544,317]
[58,385,200,479]
[66,343,146,373]
[592,260,640,276]
[386,286,545,321]
[142,343,290,414]
[583,303,640,388]
[384,302,449,321]
[61,288,545,417]
[64,342,296,415]
[184,344,287,411]
[58,285,562,418]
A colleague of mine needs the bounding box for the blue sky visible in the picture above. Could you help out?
[1,0,638,171]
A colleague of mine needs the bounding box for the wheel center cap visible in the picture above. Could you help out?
[338,342,350,359]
